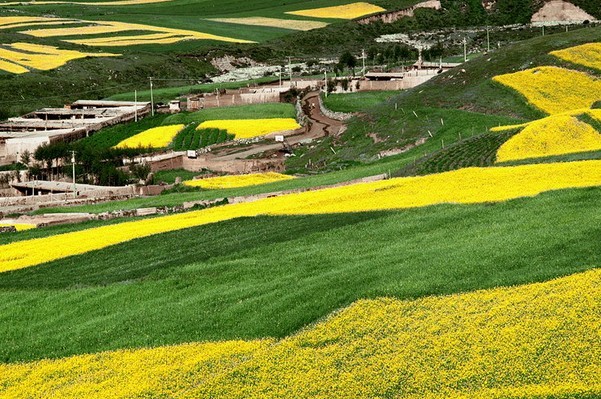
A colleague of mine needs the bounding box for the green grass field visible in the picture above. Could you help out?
[1,186,600,362]
[323,91,399,113]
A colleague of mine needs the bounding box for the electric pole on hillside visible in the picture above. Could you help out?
[361,48,366,77]
[463,37,468,62]
[486,26,490,52]
[134,90,138,122]
[288,56,292,87]
[149,77,154,116]
[70,150,76,198]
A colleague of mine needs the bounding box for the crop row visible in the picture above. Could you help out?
[171,125,233,151]
[1,268,598,398]
[2,160,601,272]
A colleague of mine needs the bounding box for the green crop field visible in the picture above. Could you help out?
[323,90,399,113]
[2,186,600,363]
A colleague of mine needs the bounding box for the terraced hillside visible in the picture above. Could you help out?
[1,4,601,398]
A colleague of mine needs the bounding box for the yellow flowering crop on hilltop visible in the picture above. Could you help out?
[0,42,119,73]
[550,42,601,71]
[207,17,329,31]
[492,66,601,115]
[114,124,184,149]
[489,122,531,132]
[21,19,253,45]
[496,110,601,163]
[197,118,300,139]
[2,160,601,272]
[1,269,599,398]
[184,172,294,189]
[286,2,385,19]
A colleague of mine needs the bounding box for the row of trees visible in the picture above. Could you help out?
[23,141,153,186]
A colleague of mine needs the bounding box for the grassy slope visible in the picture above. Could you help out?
[323,91,399,113]
[1,186,600,362]
[165,102,297,124]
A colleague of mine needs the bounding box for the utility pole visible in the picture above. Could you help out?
[486,26,490,52]
[288,56,292,87]
[71,150,76,198]
[542,25,545,36]
[279,66,282,88]
[463,37,468,62]
[324,71,328,98]
[149,77,154,117]
[134,89,138,122]
[362,48,366,77]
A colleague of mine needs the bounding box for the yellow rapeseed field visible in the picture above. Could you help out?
[66,33,189,47]
[0,59,28,74]
[2,160,601,272]
[489,122,530,132]
[197,118,301,139]
[1,269,599,398]
[183,172,294,189]
[114,124,184,149]
[286,2,385,19]
[207,17,329,31]
[0,43,119,73]
[496,110,601,162]
[550,42,601,71]
[0,223,36,231]
[21,19,253,45]
[492,66,601,115]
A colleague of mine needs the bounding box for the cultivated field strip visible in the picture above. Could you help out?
[0,269,598,398]
[2,160,601,272]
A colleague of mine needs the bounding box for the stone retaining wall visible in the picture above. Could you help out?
[318,94,354,122]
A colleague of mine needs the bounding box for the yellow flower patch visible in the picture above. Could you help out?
[21,20,253,45]
[197,118,301,139]
[492,66,601,115]
[489,122,531,132]
[207,17,329,31]
[114,124,184,149]
[550,42,601,72]
[183,172,294,189]
[496,110,601,163]
[286,2,385,19]
[1,269,599,398]
[2,160,601,272]
[0,223,36,231]
[0,43,119,73]
[66,33,190,47]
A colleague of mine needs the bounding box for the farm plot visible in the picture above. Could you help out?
[0,42,119,74]
[492,66,601,115]
[285,2,385,19]
[114,124,184,149]
[0,268,598,398]
[550,42,601,72]
[496,110,601,163]
[183,172,294,189]
[196,118,301,139]
[2,160,601,272]
[171,126,233,151]
[205,17,328,31]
